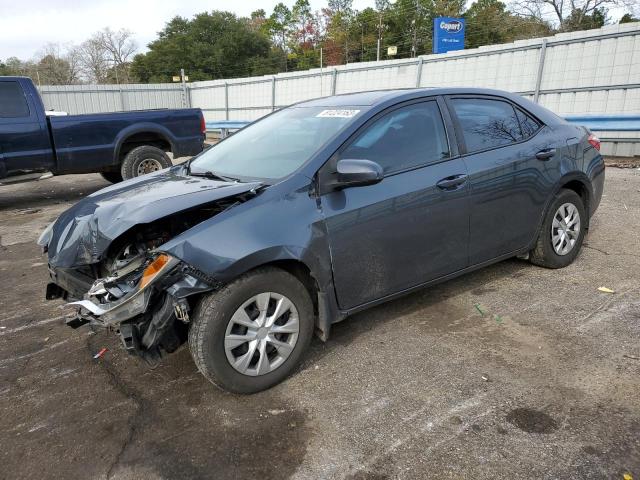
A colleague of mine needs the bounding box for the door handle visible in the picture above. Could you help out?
[436,174,467,190]
[536,148,556,160]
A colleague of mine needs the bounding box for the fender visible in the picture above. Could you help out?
[113,122,176,164]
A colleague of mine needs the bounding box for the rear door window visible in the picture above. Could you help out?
[0,81,30,118]
[451,98,523,153]
[341,100,450,174]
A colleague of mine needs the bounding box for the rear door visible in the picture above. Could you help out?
[320,98,470,310]
[0,79,54,177]
[446,95,552,264]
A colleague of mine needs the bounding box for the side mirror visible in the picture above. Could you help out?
[334,159,383,190]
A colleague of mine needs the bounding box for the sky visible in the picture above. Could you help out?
[0,0,373,60]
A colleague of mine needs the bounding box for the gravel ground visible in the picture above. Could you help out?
[0,167,638,480]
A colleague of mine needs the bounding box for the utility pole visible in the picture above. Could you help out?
[376,6,384,61]
[411,0,419,58]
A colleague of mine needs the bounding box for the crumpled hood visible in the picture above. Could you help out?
[47,166,262,268]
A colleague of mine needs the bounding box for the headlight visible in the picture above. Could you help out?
[138,253,174,290]
[37,222,55,248]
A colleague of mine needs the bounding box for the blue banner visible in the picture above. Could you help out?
[433,17,465,54]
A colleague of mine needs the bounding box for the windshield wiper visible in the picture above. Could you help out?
[188,170,240,182]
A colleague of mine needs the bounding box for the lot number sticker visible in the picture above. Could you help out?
[316,109,360,118]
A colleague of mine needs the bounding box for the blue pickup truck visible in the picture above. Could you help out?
[0,76,205,184]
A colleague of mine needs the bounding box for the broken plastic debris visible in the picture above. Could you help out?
[481,375,489,382]
[93,348,108,359]
[597,287,615,293]
[474,304,485,316]
[623,473,633,480]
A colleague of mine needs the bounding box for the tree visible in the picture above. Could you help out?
[563,7,607,30]
[265,3,293,70]
[619,12,638,23]
[131,11,274,82]
[464,0,551,48]
[511,0,632,31]
[78,38,110,83]
[95,28,137,83]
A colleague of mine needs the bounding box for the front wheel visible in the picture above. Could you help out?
[189,267,314,394]
[120,145,172,180]
[530,189,586,269]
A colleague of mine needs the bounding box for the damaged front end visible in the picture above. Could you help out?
[68,250,215,362]
[41,167,262,362]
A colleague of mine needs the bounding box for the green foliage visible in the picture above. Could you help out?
[563,7,606,31]
[619,13,638,24]
[131,11,274,82]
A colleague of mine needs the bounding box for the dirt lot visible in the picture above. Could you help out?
[1,167,639,480]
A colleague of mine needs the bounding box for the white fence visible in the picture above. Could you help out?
[39,22,640,156]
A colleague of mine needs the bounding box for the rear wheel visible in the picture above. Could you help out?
[530,189,586,268]
[189,267,314,394]
[120,145,172,180]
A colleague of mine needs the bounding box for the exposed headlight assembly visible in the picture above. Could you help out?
[68,253,179,325]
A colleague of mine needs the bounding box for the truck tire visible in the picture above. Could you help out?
[189,267,314,394]
[100,171,123,183]
[530,189,586,269]
[120,145,172,180]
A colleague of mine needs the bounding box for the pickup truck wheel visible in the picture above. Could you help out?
[100,171,123,183]
[189,267,314,394]
[121,145,172,180]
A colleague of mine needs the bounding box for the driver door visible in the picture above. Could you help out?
[320,98,470,310]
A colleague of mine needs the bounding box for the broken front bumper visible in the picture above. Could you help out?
[49,255,216,328]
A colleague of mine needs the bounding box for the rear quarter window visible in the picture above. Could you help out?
[516,108,542,138]
[0,81,30,118]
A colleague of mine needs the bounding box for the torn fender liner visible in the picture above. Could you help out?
[46,166,261,268]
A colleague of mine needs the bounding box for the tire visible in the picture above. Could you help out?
[189,267,314,394]
[120,145,172,180]
[100,171,123,183]
[530,189,586,269]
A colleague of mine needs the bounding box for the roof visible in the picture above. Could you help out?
[295,87,539,108]
[294,87,564,126]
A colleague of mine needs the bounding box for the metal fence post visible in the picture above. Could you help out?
[331,68,338,96]
[180,68,190,108]
[119,86,126,111]
[534,39,548,103]
[271,76,276,111]
[224,82,229,120]
[415,57,424,87]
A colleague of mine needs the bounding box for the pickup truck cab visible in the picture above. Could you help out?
[0,76,205,184]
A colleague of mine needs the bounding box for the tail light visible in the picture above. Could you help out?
[200,113,206,135]
[588,133,601,151]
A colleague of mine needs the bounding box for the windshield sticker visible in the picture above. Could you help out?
[316,109,360,118]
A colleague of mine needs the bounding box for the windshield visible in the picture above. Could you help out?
[189,106,363,181]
